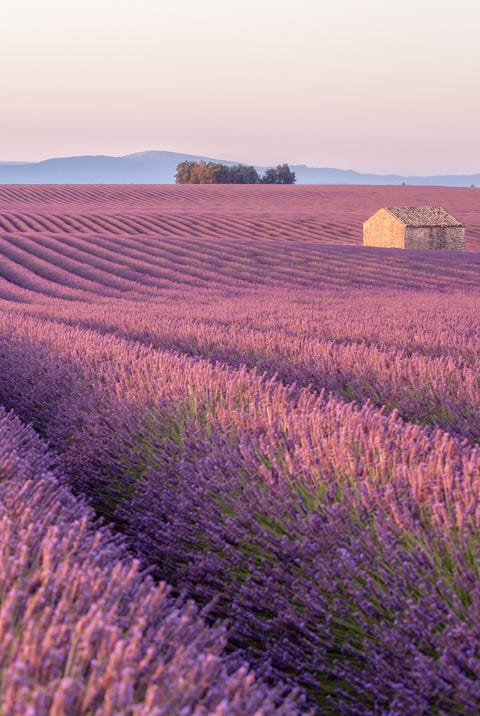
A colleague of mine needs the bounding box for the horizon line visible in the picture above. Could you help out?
[0,149,478,179]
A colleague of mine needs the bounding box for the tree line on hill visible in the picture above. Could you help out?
[175,161,296,184]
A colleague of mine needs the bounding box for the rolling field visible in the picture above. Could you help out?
[0,184,479,714]
[0,184,479,303]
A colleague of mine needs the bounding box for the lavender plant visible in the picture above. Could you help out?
[0,406,300,715]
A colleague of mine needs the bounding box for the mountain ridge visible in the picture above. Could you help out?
[0,150,478,187]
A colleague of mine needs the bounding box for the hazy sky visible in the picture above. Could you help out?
[1,0,479,174]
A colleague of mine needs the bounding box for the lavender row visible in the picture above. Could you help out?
[0,314,478,711]
[6,287,480,443]
[0,406,300,715]
[1,227,480,300]
[8,287,480,359]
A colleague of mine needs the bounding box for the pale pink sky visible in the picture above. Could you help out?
[1,0,479,174]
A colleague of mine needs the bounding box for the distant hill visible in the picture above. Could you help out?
[291,165,480,187]
[0,150,478,186]
[0,152,210,185]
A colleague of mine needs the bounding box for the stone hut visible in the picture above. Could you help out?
[363,206,465,249]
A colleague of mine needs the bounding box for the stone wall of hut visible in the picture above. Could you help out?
[404,226,465,250]
[363,209,404,248]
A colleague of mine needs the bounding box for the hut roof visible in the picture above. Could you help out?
[385,206,464,228]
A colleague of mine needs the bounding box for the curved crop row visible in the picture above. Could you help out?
[7,287,480,443]
[0,212,364,246]
[0,230,478,300]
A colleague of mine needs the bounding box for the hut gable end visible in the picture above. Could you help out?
[363,206,465,250]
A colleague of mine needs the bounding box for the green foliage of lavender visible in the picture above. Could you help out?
[0,308,479,713]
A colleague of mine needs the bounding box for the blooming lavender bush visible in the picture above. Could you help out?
[0,407,300,715]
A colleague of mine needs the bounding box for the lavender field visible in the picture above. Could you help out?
[0,184,479,714]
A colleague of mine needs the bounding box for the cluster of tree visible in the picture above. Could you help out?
[175,161,296,184]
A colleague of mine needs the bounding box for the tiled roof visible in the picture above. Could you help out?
[385,206,463,227]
